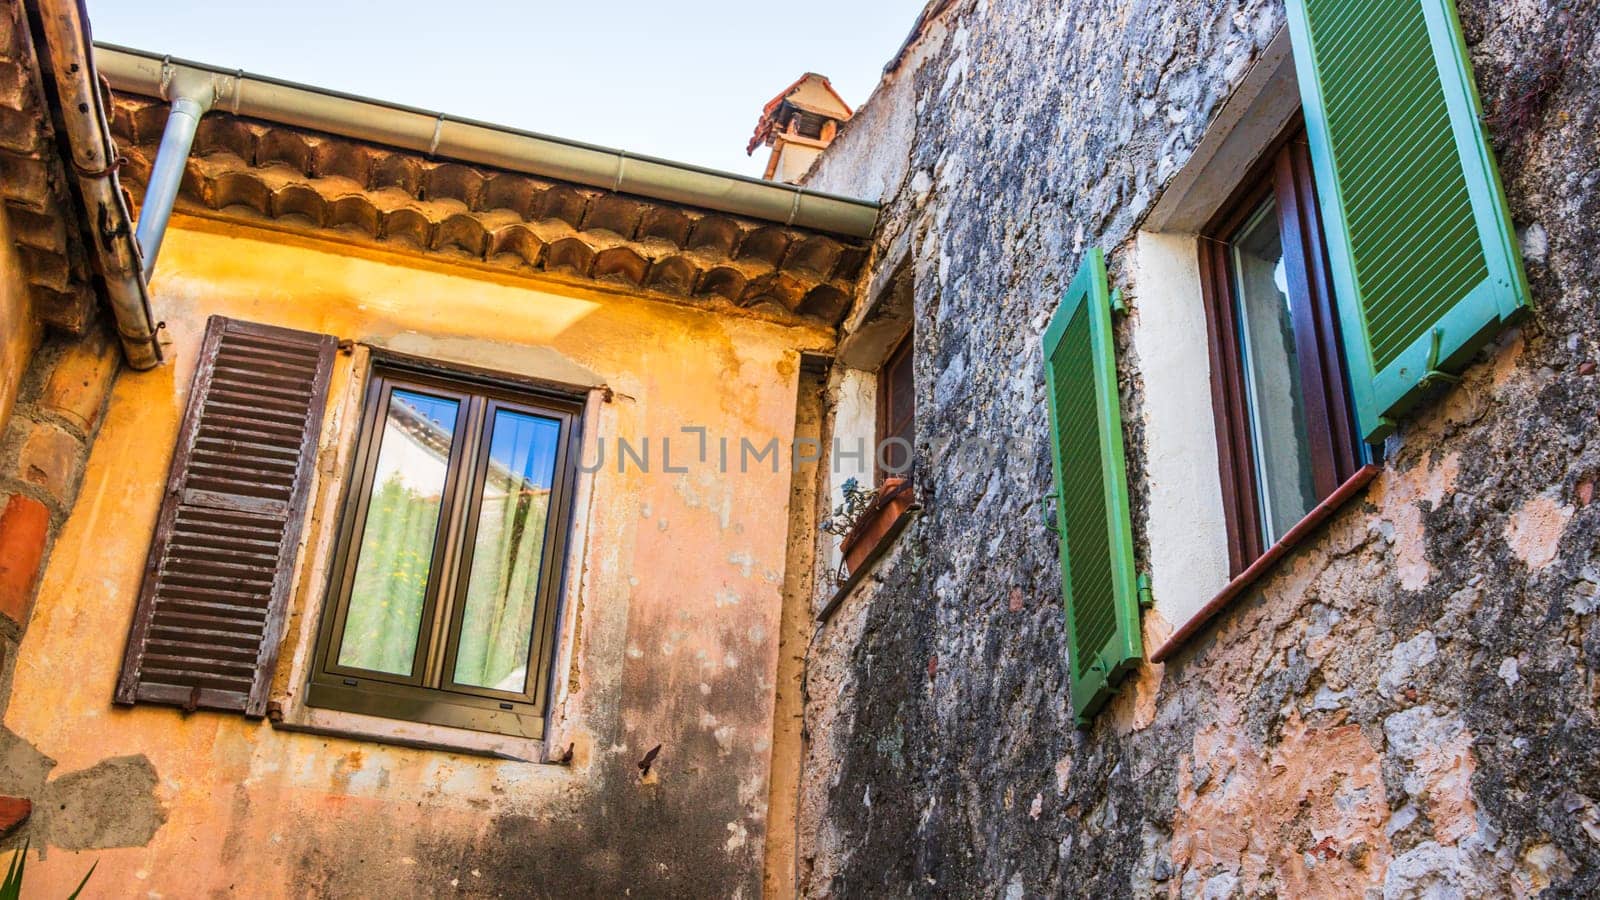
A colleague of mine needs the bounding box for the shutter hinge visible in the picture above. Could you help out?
[1137,572,1153,609]
[1041,492,1060,536]
[1418,326,1462,389]
[1109,288,1127,315]
[1369,416,1399,447]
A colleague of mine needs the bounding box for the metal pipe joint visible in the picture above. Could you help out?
[135,62,231,278]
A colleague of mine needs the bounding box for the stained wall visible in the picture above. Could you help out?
[2,216,831,897]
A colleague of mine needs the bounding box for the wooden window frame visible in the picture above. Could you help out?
[874,331,915,486]
[307,359,584,740]
[1199,121,1363,576]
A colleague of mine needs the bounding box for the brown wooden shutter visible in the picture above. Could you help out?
[117,316,336,716]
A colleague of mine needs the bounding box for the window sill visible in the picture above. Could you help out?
[1149,463,1380,663]
[817,481,920,624]
[269,695,562,764]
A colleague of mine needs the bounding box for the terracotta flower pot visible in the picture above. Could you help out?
[839,477,914,576]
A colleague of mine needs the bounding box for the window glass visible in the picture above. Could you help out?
[312,366,581,738]
[1230,199,1318,545]
[453,410,562,692]
[337,389,458,675]
[1200,127,1362,575]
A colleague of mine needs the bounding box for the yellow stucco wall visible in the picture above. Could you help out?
[0,211,41,435]
[5,217,831,896]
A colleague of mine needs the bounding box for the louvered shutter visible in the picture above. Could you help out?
[117,316,335,716]
[1286,0,1529,443]
[1043,249,1141,725]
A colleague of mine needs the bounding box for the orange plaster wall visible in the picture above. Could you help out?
[4,218,832,896]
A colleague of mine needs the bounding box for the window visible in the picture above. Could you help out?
[875,331,914,482]
[308,363,582,739]
[1199,124,1363,574]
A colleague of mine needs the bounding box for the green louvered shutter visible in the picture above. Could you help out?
[1043,249,1141,725]
[1287,0,1529,443]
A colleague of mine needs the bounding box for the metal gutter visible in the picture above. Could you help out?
[31,3,161,368]
[93,44,881,240]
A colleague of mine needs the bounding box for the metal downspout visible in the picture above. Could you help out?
[136,63,223,278]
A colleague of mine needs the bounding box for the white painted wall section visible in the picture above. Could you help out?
[823,367,878,575]
[1131,231,1232,630]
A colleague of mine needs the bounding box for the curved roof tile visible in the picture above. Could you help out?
[110,94,867,327]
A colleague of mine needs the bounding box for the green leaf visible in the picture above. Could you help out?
[66,859,97,900]
[1,840,27,900]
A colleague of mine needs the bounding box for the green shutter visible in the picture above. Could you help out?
[1287,0,1529,443]
[1043,249,1141,725]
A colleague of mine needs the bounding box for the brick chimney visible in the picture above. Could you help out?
[747,73,853,183]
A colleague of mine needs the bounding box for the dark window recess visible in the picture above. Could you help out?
[117,316,336,716]
[1199,123,1364,575]
[876,332,915,483]
[307,362,583,740]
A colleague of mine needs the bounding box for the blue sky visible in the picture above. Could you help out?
[87,1,928,179]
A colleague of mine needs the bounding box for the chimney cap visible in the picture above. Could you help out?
[747,73,853,155]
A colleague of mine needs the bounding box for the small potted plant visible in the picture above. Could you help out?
[821,476,915,577]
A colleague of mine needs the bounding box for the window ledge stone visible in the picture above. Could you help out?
[1149,463,1381,663]
[270,696,559,764]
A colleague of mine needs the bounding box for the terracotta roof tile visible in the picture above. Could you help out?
[109,92,865,326]
[0,0,96,334]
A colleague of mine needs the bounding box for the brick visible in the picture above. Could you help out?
[0,106,41,155]
[0,58,29,112]
[0,796,29,838]
[34,285,91,335]
[17,420,79,503]
[41,327,118,432]
[16,242,67,292]
[0,494,48,626]
[0,154,53,213]
[5,205,66,256]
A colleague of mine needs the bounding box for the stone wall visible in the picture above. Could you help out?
[0,316,119,661]
[798,0,1600,895]
[0,314,123,845]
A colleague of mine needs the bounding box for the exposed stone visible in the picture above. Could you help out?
[1383,707,1479,845]
[1383,839,1498,900]
[1379,631,1440,701]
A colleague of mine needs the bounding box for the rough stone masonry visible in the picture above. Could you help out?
[796,0,1600,895]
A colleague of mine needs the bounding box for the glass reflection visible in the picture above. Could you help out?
[1231,199,1318,545]
[453,410,562,692]
[338,389,458,676]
